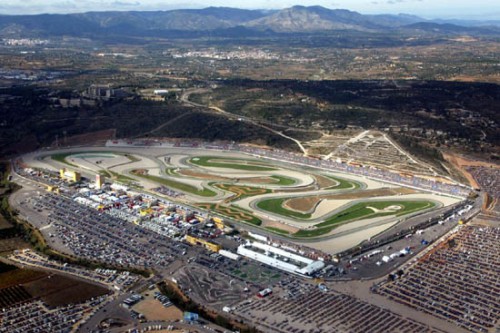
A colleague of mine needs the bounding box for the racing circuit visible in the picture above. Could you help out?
[21,140,466,254]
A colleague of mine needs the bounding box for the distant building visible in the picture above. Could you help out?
[87,84,114,100]
[86,84,129,100]
[153,89,169,95]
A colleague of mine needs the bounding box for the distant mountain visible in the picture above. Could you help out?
[0,6,497,38]
[76,7,268,31]
[403,22,500,35]
[432,19,500,27]
[244,6,381,32]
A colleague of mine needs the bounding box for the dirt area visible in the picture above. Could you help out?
[284,196,320,213]
[216,184,269,202]
[0,268,47,289]
[0,237,31,252]
[0,215,12,229]
[285,187,417,212]
[23,274,110,307]
[442,152,499,188]
[262,221,299,233]
[314,174,338,189]
[133,299,183,321]
[131,169,148,175]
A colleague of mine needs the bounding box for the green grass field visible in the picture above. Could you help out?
[189,156,276,171]
[269,175,297,186]
[132,172,217,197]
[293,200,436,237]
[325,175,361,190]
[265,226,290,235]
[50,153,78,168]
[256,197,312,219]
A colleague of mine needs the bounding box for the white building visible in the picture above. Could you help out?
[237,241,324,277]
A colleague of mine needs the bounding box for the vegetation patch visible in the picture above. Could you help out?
[268,175,296,186]
[196,203,262,226]
[50,153,78,167]
[265,226,290,235]
[215,183,271,202]
[324,175,361,190]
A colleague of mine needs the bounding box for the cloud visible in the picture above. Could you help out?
[111,1,141,7]
[386,0,423,4]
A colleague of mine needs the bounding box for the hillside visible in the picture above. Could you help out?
[0,6,498,38]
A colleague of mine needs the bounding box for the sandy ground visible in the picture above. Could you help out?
[314,174,338,188]
[133,299,183,321]
[261,220,299,233]
[311,199,354,219]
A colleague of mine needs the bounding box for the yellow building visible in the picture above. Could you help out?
[185,235,221,252]
[60,168,81,182]
[212,217,225,229]
[46,185,60,194]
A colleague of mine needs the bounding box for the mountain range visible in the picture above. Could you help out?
[0,6,499,38]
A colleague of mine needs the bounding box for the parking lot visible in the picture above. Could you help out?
[19,191,183,269]
[374,225,500,333]
[233,287,447,333]
[0,296,108,333]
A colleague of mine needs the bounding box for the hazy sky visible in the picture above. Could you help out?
[0,0,499,20]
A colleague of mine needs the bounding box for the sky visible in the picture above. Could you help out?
[0,0,499,20]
